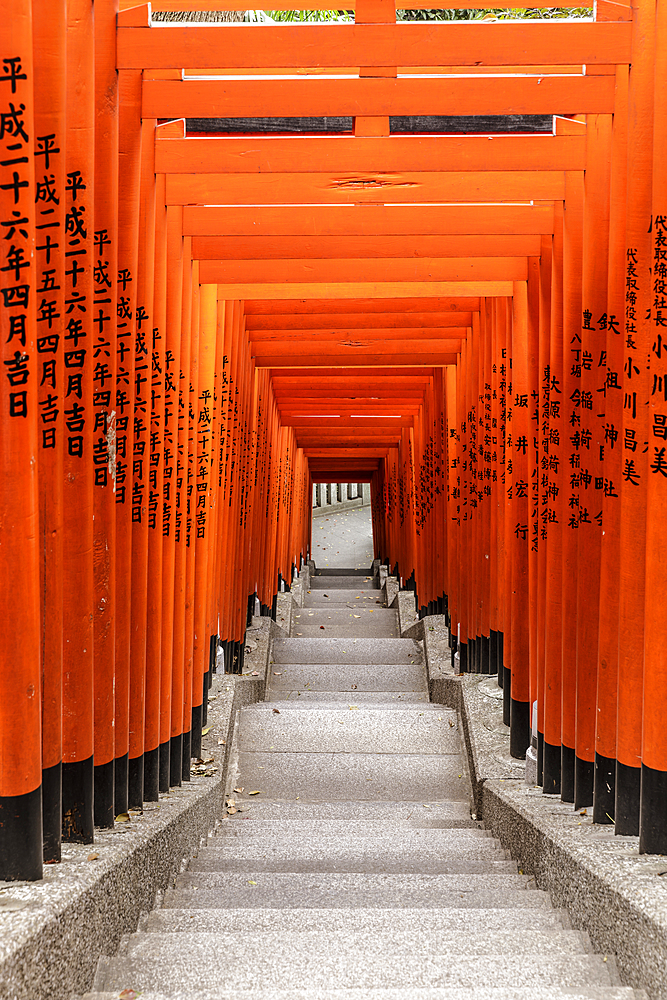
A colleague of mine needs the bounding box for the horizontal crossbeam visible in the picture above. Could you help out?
[144,75,615,120]
[156,134,586,174]
[192,235,542,259]
[118,22,631,70]
[247,312,473,330]
[168,170,566,204]
[199,258,527,283]
[187,205,555,238]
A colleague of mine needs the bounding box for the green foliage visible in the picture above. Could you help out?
[247,5,593,22]
[397,6,592,17]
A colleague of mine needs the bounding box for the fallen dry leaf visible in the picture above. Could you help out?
[116,812,130,823]
[349,705,359,711]
[118,991,142,1000]
[273,671,282,676]
[248,790,261,796]
[202,726,211,736]
[353,614,361,618]
[351,684,357,690]
[272,708,281,714]
[227,807,237,815]
[233,787,244,793]
[217,739,226,745]
[247,880,257,885]
[87,852,99,861]
[320,625,325,629]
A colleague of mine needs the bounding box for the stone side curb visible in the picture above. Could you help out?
[0,673,264,1000]
[422,636,666,1000]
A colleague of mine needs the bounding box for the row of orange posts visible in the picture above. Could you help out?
[2,0,667,883]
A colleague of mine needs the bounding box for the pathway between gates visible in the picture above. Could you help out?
[85,566,638,1000]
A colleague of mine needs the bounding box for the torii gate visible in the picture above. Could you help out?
[2,0,667,885]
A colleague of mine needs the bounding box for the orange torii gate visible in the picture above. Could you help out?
[3,0,667,885]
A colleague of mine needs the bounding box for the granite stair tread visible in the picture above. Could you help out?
[87,562,637,1000]
[95,951,617,992]
[84,991,640,1000]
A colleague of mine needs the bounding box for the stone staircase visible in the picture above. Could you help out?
[83,566,642,1000]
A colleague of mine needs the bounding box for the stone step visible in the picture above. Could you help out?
[292,607,399,638]
[314,567,375,576]
[271,637,422,664]
[238,706,457,754]
[266,689,430,703]
[122,927,588,960]
[267,661,425,692]
[213,821,490,839]
[184,859,517,876]
[144,904,569,935]
[165,872,550,910]
[85,990,640,1000]
[304,590,385,606]
[231,749,467,801]
[97,948,615,993]
[310,576,378,589]
[217,799,475,823]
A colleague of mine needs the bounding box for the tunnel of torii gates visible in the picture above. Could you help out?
[2,0,667,882]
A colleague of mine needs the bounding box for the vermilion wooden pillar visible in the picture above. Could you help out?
[561,168,584,803]
[574,113,612,811]
[0,0,43,881]
[92,0,119,830]
[640,0,667,854]
[33,0,66,860]
[145,170,167,797]
[171,238,193,783]
[509,281,531,759]
[190,283,216,759]
[62,0,95,843]
[183,263,201,771]
[128,116,157,808]
[163,205,183,787]
[543,203,565,794]
[114,63,142,816]
[594,68,628,826]
[617,0,655,836]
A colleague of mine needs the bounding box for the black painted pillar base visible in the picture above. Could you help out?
[639,764,667,854]
[42,760,62,863]
[502,666,511,727]
[128,754,144,810]
[143,746,159,802]
[271,593,278,621]
[246,593,255,629]
[561,744,575,802]
[459,640,468,673]
[62,756,94,843]
[169,734,183,788]
[0,785,43,881]
[191,703,203,759]
[489,631,498,678]
[574,755,594,810]
[93,759,115,829]
[542,740,561,795]
[159,739,170,793]
[114,752,129,815]
[615,759,640,836]
[593,752,616,824]
[509,697,530,760]
[210,633,219,673]
[498,631,505,681]
[182,730,191,781]
[481,634,491,674]
[202,674,209,728]
[537,731,544,786]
